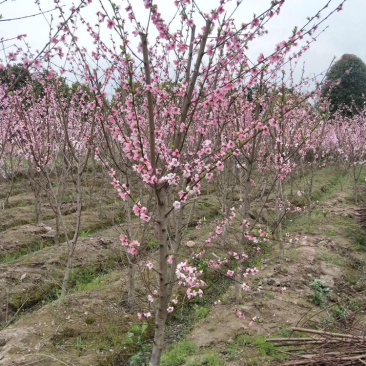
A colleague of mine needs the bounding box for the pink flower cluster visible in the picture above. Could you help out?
[133,204,151,222]
[176,261,206,299]
[120,234,140,256]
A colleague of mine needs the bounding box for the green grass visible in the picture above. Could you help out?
[69,258,121,293]
[193,305,211,320]
[0,239,52,263]
[79,229,93,238]
[186,352,224,366]
[73,274,106,292]
[161,341,197,366]
[319,251,345,267]
[285,208,332,234]
[284,247,301,262]
[224,334,288,365]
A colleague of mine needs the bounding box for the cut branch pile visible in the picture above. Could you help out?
[267,327,366,365]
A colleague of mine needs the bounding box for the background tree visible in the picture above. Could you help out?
[0,64,31,92]
[322,54,366,116]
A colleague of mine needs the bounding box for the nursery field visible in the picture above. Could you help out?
[1,2,366,365]
[1,166,366,366]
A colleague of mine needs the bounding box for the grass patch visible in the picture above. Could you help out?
[79,229,93,238]
[193,304,211,320]
[69,257,121,293]
[285,210,329,234]
[318,251,345,267]
[187,352,224,366]
[285,247,301,262]
[73,274,106,292]
[161,340,197,366]
[0,239,53,263]
[8,282,59,312]
[224,334,288,365]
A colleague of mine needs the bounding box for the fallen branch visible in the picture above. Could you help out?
[267,327,366,365]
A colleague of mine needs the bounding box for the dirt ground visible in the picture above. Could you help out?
[1,174,366,366]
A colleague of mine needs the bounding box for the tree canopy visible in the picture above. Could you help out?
[322,54,366,116]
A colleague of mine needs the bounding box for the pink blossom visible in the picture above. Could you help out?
[227,270,234,277]
[140,213,151,222]
[216,226,223,235]
[120,234,129,246]
[107,19,116,29]
[133,204,140,216]
[173,201,181,210]
[167,306,174,313]
[127,247,138,256]
[216,161,224,171]
[235,309,244,319]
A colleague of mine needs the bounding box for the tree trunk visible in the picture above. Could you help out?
[275,178,284,260]
[60,170,83,301]
[150,188,170,366]
[237,172,252,302]
[54,207,60,245]
[127,255,136,310]
[60,253,72,301]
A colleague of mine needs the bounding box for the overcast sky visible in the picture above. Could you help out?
[1,0,365,85]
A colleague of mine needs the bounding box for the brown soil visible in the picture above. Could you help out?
[1,174,366,366]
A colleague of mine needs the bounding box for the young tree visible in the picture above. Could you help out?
[6,71,95,299]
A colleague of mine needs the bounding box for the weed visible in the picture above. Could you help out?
[161,341,196,366]
[235,334,252,346]
[43,286,61,303]
[343,268,359,285]
[194,305,210,320]
[252,336,277,357]
[319,251,345,267]
[69,258,120,293]
[147,236,159,250]
[74,275,105,292]
[224,334,287,365]
[0,239,52,263]
[125,323,151,366]
[76,336,87,353]
[334,216,366,249]
[286,211,328,234]
[309,279,331,306]
[95,325,126,352]
[79,230,92,238]
[331,305,349,322]
[326,229,337,236]
[323,305,350,327]
[186,351,224,366]
[85,316,96,325]
[285,247,300,262]
[224,335,251,360]
[347,299,361,312]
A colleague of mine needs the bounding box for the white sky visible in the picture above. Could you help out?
[0,0,365,85]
